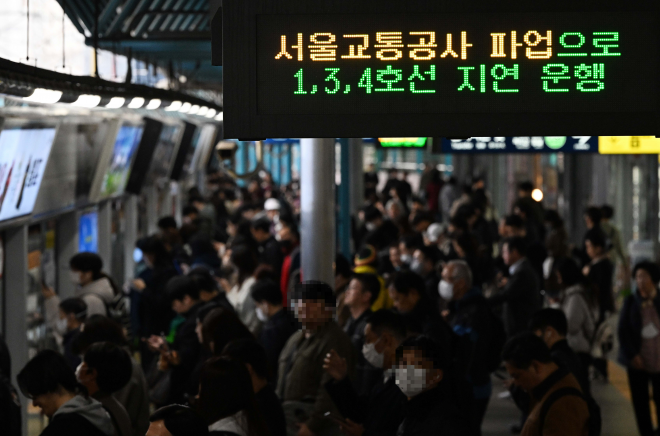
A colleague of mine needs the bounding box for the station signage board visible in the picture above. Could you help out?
[439,136,597,153]
[220,0,660,139]
[598,136,660,154]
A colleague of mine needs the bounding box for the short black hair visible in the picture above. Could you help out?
[529,309,568,337]
[72,315,127,355]
[555,257,584,288]
[292,281,335,307]
[70,252,103,274]
[504,214,525,230]
[400,235,422,250]
[411,211,434,227]
[584,206,603,225]
[189,267,218,292]
[395,335,449,371]
[251,217,271,233]
[335,253,352,278]
[221,338,270,380]
[17,350,78,399]
[83,342,132,394]
[251,279,283,305]
[158,216,178,230]
[364,205,383,223]
[368,310,406,341]
[59,298,87,320]
[149,405,209,436]
[518,181,534,192]
[601,205,614,220]
[501,333,553,369]
[390,271,426,297]
[351,273,381,306]
[544,210,563,228]
[503,236,527,257]
[183,205,199,217]
[166,275,201,302]
[417,245,440,265]
[633,261,660,283]
[584,228,607,249]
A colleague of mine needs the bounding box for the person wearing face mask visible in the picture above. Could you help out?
[68,252,117,317]
[394,335,466,436]
[411,246,441,304]
[251,279,297,382]
[618,261,660,436]
[398,237,420,269]
[361,206,399,252]
[343,274,382,397]
[502,333,591,436]
[58,298,88,370]
[441,260,499,436]
[323,310,408,436]
[77,342,133,436]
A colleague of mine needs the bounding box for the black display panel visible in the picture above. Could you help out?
[170,122,198,181]
[221,0,660,138]
[124,118,164,195]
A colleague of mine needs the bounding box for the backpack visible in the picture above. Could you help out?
[484,311,507,372]
[538,387,602,436]
[84,291,132,338]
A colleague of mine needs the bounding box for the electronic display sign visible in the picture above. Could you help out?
[378,138,427,148]
[439,136,597,153]
[221,0,660,138]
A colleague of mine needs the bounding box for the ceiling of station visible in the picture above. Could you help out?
[55,0,221,89]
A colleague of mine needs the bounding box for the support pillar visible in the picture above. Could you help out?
[348,138,364,216]
[338,140,351,259]
[300,138,335,285]
[57,212,78,300]
[98,201,112,275]
[124,195,138,283]
[146,185,159,235]
[5,225,28,432]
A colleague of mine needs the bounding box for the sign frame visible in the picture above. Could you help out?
[221,0,660,139]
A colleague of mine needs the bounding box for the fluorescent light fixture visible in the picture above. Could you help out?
[128,97,145,109]
[205,109,217,118]
[106,97,125,109]
[23,88,63,104]
[146,99,161,110]
[179,102,192,113]
[188,105,200,115]
[215,112,223,121]
[197,106,209,116]
[164,100,182,111]
[71,94,102,108]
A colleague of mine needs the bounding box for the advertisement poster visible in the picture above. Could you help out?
[79,211,99,253]
[0,127,57,221]
[100,125,143,198]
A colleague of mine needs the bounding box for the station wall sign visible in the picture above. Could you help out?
[220,0,660,139]
[598,136,660,154]
[439,136,597,153]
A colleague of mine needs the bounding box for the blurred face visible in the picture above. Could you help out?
[636,269,657,300]
[397,349,443,390]
[585,240,602,259]
[294,299,332,330]
[266,210,279,221]
[32,392,63,418]
[388,204,402,220]
[502,243,520,267]
[344,279,371,308]
[504,360,543,393]
[146,420,173,436]
[441,264,467,300]
[388,285,418,314]
[390,246,402,267]
[196,321,204,344]
[584,215,594,229]
[172,295,195,314]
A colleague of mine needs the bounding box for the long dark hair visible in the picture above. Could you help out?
[230,245,257,286]
[197,357,269,436]
[201,307,253,355]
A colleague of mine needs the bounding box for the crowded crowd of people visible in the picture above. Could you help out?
[0,165,658,436]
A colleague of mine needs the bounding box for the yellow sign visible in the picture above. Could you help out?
[599,136,660,154]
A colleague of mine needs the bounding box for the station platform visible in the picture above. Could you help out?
[483,361,640,436]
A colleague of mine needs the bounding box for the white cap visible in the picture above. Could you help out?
[425,223,445,243]
[264,198,281,211]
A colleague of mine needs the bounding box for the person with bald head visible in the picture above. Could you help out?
[441,260,498,436]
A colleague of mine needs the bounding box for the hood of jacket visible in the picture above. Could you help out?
[54,395,114,436]
[76,277,115,302]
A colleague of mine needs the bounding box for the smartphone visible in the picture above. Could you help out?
[324,412,347,426]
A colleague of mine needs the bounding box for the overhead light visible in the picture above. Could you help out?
[205,109,217,118]
[23,88,63,104]
[215,112,223,121]
[106,97,125,108]
[197,106,209,116]
[164,100,182,111]
[128,97,145,109]
[531,189,544,202]
[188,105,200,115]
[179,102,192,113]
[71,94,101,108]
[146,99,161,110]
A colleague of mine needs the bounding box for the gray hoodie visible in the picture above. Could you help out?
[75,277,116,317]
[54,395,115,436]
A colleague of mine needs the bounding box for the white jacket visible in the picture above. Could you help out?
[562,284,597,354]
[227,277,261,334]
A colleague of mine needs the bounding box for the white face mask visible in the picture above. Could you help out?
[255,307,268,322]
[69,271,81,285]
[365,222,377,232]
[55,317,68,335]
[410,260,424,275]
[438,280,454,300]
[362,340,385,369]
[395,365,428,398]
[400,254,412,265]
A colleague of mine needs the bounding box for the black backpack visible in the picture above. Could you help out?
[83,291,131,337]
[0,376,21,436]
[538,387,602,436]
[484,311,507,372]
